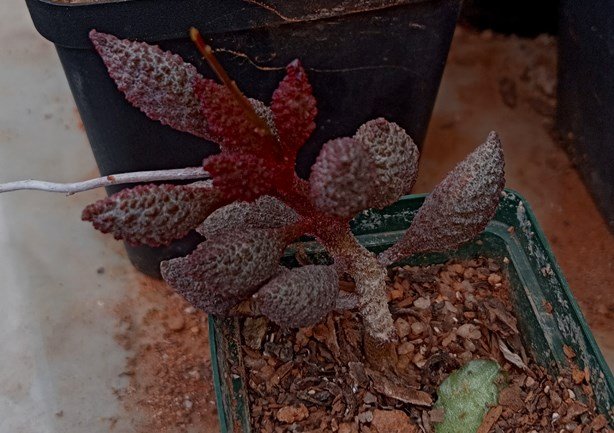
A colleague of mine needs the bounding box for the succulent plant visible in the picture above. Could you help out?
[1,29,505,343]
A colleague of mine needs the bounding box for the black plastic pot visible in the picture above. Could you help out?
[26,0,461,277]
[557,0,614,232]
[460,0,558,36]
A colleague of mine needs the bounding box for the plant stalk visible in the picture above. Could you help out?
[0,167,210,195]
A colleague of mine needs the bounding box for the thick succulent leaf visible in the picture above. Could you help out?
[379,132,505,265]
[310,120,419,218]
[89,30,210,139]
[161,228,295,315]
[82,182,222,247]
[354,118,419,207]
[271,60,317,152]
[309,137,376,218]
[195,80,278,155]
[254,265,339,328]
[198,196,299,238]
[204,152,275,202]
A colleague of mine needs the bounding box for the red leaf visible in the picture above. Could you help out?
[204,153,276,202]
[379,132,505,265]
[354,118,419,208]
[82,182,222,247]
[89,30,209,139]
[197,196,299,238]
[195,80,278,155]
[253,265,338,328]
[161,228,300,314]
[271,60,317,153]
[309,137,377,218]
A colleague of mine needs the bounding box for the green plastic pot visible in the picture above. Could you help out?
[209,190,614,432]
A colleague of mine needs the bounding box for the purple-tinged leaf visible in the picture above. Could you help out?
[309,120,419,218]
[204,152,276,202]
[160,228,301,315]
[253,265,338,328]
[379,132,505,265]
[81,182,222,247]
[354,118,419,207]
[195,80,278,155]
[197,195,299,238]
[271,60,317,153]
[89,30,210,139]
[309,137,376,218]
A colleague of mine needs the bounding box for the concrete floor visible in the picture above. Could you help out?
[0,3,612,433]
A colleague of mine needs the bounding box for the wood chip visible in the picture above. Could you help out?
[562,345,576,359]
[564,401,588,421]
[476,406,502,433]
[276,404,309,423]
[242,316,269,350]
[269,361,293,388]
[571,367,585,384]
[499,385,524,411]
[589,414,608,430]
[367,369,432,407]
[498,338,528,370]
[371,409,418,433]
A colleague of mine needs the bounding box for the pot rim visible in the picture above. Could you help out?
[26,0,443,49]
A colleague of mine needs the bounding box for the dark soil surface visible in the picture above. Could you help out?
[240,258,611,432]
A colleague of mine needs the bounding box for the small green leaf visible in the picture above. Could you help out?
[434,360,502,433]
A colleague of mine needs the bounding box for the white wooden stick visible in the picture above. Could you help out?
[0,167,210,195]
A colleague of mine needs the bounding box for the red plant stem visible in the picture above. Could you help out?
[189,28,274,141]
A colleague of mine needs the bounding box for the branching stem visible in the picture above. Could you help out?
[0,167,210,195]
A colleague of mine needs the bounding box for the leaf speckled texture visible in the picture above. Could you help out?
[89,30,210,139]
[309,137,376,218]
[161,228,296,315]
[310,119,419,219]
[198,196,299,238]
[204,153,276,202]
[81,182,222,247]
[195,80,277,155]
[271,60,317,153]
[379,132,505,265]
[354,118,419,208]
[254,265,339,328]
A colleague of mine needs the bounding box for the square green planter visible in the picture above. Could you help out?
[209,190,614,432]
